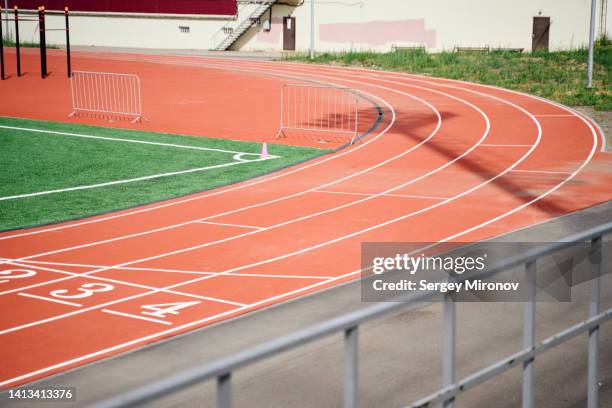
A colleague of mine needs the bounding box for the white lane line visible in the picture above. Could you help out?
[18,292,82,307]
[533,114,576,117]
[195,221,263,230]
[509,169,573,175]
[314,190,448,200]
[480,144,531,147]
[0,76,490,336]
[102,309,171,326]
[8,259,333,280]
[0,56,597,388]
[0,260,247,307]
[0,159,270,202]
[0,123,275,157]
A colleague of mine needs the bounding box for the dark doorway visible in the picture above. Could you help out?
[283,17,296,51]
[532,17,550,52]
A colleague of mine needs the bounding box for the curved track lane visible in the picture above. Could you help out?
[0,50,610,387]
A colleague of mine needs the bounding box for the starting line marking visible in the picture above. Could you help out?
[0,260,248,308]
[18,292,83,307]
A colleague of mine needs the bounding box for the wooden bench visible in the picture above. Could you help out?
[454,46,490,53]
[491,47,525,53]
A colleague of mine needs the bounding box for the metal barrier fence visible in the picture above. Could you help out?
[69,71,143,123]
[92,221,612,408]
[276,84,360,144]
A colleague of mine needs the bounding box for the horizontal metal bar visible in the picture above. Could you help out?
[408,306,612,408]
[73,108,141,117]
[73,70,139,79]
[91,222,612,408]
[281,126,357,135]
[3,18,39,21]
[284,83,355,91]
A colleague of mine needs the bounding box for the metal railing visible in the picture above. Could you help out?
[92,221,612,408]
[69,71,143,123]
[276,83,360,144]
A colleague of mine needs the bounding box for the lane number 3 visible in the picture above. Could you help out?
[50,283,114,299]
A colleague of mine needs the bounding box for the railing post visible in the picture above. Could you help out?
[344,326,358,408]
[217,373,231,408]
[0,4,5,81]
[587,236,601,408]
[443,293,456,408]
[522,260,536,408]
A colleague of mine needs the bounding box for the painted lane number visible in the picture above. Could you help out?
[50,283,114,299]
[141,302,201,319]
[0,269,37,284]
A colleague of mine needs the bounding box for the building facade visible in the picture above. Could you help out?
[2,0,610,52]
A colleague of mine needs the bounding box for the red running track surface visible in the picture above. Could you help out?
[0,49,611,387]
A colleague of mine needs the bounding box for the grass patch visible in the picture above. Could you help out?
[0,117,330,231]
[2,39,59,49]
[285,46,611,111]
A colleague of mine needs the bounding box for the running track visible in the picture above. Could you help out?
[0,49,611,388]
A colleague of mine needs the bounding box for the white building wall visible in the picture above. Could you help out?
[1,1,607,52]
[239,0,599,52]
[2,11,231,50]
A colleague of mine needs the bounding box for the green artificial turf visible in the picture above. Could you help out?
[0,117,330,231]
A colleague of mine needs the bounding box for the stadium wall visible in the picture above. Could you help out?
[236,0,610,52]
[1,0,610,52]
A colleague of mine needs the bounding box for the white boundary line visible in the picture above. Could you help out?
[509,169,572,175]
[0,159,272,202]
[480,144,531,147]
[0,57,599,387]
[313,190,448,200]
[0,124,275,157]
[533,114,577,117]
[194,221,264,230]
